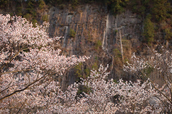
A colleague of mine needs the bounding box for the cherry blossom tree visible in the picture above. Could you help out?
[0,14,88,113]
[72,65,170,113]
[56,64,170,113]
[123,48,172,113]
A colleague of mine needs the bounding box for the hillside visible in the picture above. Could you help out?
[0,0,172,113]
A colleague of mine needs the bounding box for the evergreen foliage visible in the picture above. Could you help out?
[165,28,172,40]
[0,0,9,9]
[143,15,155,45]
[69,29,76,38]
[151,0,170,22]
[38,0,46,9]
[75,63,83,78]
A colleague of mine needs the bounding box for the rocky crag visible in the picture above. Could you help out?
[49,5,141,55]
[47,5,143,89]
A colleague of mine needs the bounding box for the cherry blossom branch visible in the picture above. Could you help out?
[141,70,172,104]
[0,74,46,102]
[0,50,20,71]
[0,82,12,94]
[0,68,32,76]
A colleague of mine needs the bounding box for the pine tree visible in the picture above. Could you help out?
[143,15,155,45]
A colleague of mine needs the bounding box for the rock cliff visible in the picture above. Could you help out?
[47,5,143,90]
[48,5,142,56]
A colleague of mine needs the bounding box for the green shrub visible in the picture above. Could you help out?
[165,28,172,40]
[143,66,154,76]
[84,68,90,77]
[151,0,170,22]
[59,4,66,9]
[69,29,76,38]
[113,79,118,83]
[94,56,98,61]
[75,63,82,78]
[42,15,48,22]
[77,85,92,95]
[113,48,123,67]
[143,15,155,45]
[16,7,22,16]
[71,0,79,9]
[75,63,90,79]
[0,0,8,9]
[113,48,121,58]
[92,62,98,70]
[32,19,37,27]
[38,0,45,9]
[95,40,102,50]
[26,0,34,14]
[24,13,32,21]
[108,0,128,15]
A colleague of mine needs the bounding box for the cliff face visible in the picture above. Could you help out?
[47,5,142,89]
[48,5,142,56]
[0,3,143,90]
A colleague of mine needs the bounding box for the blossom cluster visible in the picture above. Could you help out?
[75,65,169,113]
[123,48,172,113]
[123,53,149,72]
[47,65,170,113]
[0,14,88,113]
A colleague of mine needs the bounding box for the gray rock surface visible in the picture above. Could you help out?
[47,5,142,90]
